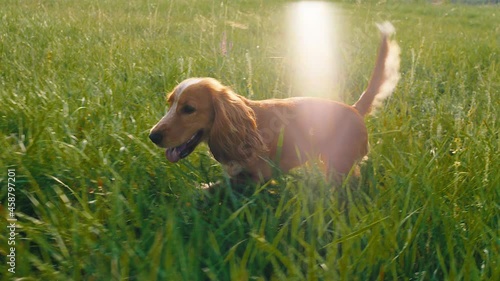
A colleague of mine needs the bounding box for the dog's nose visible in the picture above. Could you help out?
[149,131,163,145]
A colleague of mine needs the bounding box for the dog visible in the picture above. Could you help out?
[149,22,400,183]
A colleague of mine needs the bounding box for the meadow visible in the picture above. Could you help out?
[0,0,498,280]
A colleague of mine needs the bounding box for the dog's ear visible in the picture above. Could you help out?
[208,86,267,163]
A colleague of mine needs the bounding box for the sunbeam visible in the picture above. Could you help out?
[286,1,344,98]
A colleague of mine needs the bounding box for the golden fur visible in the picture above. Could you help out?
[149,23,400,183]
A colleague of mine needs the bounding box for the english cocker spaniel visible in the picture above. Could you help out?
[149,22,400,183]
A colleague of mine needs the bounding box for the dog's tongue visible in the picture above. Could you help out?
[166,148,181,163]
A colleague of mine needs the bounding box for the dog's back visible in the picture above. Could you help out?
[248,22,401,177]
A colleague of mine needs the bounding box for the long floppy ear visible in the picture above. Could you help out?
[208,87,267,163]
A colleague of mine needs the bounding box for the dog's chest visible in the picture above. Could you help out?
[221,161,244,177]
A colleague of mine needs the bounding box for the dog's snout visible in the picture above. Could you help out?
[149,131,163,145]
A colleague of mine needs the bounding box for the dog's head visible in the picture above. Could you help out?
[149,77,266,163]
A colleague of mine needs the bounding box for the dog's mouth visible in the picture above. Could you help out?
[165,130,204,163]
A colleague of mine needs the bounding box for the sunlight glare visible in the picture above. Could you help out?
[286,2,344,98]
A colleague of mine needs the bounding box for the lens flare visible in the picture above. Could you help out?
[286,1,344,98]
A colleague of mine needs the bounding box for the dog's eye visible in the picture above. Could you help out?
[181,105,196,114]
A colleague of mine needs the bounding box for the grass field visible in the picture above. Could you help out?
[0,0,499,280]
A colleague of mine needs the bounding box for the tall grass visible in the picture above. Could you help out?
[0,0,498,280]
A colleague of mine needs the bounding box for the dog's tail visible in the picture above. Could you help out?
[353,22,401,116]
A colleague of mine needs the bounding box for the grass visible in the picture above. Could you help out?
[0,0,498,280]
